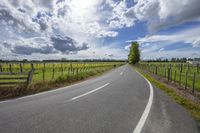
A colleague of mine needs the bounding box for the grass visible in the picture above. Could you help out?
[0,62,124,83]
[133,65,200,122]
[139,62,200,91]
[0,62,124,100]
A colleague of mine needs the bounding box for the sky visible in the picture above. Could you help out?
[0,0,200,60]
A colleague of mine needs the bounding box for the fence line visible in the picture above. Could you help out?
[138,63,200,94]
[0,62,124,86]
[0,63,34,86]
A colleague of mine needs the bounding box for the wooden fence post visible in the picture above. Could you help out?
[179,71,182,85]
[155,66,157,75]
[52,64,55,80]
[20,63,23,72]
[174,70,176,82]
[185,71,188,89]
[9,64,12,73]
[170,69,172,81]
[0,64,2,72]
[180,64,183,72]
[70,63,72,71]
[76,68,79,80]
[67,67,70,80]
[27,70,34,85]
[43,63,46,70]
[42,69,45,82]
[197,63,199,72]
[168,68,170,81]
[61,63,63,77]
[192,72,196,94]
[31,63,34,70]
[72,68,74,75]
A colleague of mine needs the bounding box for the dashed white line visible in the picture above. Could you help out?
[120,67,126,75]
[0,81,83,104]
[70,83,110,101]
[133,70,154,133]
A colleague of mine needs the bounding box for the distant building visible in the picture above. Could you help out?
[186,61,200,65]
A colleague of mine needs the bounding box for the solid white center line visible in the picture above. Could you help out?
[70,83,110,101]
[133,70,154,133]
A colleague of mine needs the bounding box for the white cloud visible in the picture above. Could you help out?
[0,0,129,59]
[0,0,122,40]
[124,44,131,50]
[141,48,200,60]
[133,0,200,31]
[137,26,200,47]
[158,48,165,53]
[108,1,136,29]
[132,26,200,59]
[1,0,200,60]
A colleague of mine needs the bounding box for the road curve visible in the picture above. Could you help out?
[0,65,199,133]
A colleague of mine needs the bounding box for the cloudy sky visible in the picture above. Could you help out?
[0,0,200,60]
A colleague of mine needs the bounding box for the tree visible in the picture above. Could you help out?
[171,58,176,62]
[128,42,140,64]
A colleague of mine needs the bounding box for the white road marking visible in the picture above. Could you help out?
[0,79,102,104]
[133,70,154,133]
[70,83,110,101]
[120,67,126,75]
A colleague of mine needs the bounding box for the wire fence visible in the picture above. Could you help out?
[137,62,200,94]
[0,62,124,86]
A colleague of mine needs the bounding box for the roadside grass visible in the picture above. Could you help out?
[0,66,117,100]
[0,62,124,83]
[133,65,200,122]
[139,62,200,91]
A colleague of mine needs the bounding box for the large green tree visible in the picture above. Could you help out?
[128,42,140,64]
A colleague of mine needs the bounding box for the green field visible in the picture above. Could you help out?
[0,62,125,100]
[0,62,125,85]
[137,62,200,92]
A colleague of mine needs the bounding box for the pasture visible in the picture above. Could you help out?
[138,62,200,93]
[0,62,124,86]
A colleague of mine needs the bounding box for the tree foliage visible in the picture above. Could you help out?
[128,42,140,64]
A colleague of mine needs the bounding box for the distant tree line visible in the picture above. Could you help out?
[128,42,140,64]
[0,59,127,63]
[143,58,200,62]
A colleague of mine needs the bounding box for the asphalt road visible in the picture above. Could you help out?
[0,65,199,133]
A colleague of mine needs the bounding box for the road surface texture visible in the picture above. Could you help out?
[0,65,199,133]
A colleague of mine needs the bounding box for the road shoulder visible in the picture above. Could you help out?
[132,65,200,133]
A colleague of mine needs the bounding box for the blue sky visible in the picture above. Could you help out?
[0,0,200,60]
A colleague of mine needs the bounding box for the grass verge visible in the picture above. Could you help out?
[0,66,118,101]
[133,65,200,122]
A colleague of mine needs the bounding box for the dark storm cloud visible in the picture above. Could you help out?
[2,42,12,48]
[51,35,89,53]
[11,45,55,55]
[18,8,26,13]
[9,35,89,55]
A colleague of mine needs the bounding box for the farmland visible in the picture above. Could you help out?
[137,62,200,93]
[0,62,124,84]
[0,62,125,99]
